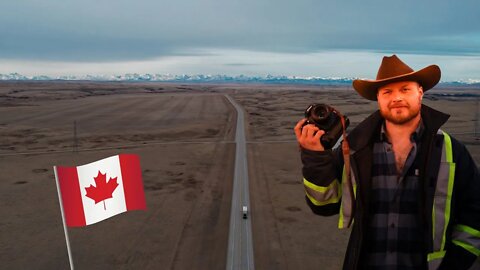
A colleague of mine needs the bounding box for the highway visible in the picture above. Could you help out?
[225,94,255,270]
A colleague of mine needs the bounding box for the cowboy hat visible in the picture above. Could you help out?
[352,55,441,101]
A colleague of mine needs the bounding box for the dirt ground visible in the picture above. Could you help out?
[0,86,235,269]
[0,82,479,269]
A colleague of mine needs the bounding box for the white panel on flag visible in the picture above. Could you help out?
[77,155,127,225]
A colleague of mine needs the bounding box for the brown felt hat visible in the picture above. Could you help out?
[352,55,441,101]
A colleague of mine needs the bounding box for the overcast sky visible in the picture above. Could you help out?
[1,0,479,81]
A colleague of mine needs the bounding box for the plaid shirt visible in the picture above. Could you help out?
[365,121,425,270]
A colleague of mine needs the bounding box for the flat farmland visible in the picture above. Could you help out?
[0,89,235,269]
[1,82,479,269]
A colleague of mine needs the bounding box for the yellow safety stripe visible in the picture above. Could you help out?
[452,240,480,256]
[353,183,357,199]
[339,183,357,229]
[305,191,341,206]
[303,177,338,193]
[428,131,456,268]
[452,224,480,257]
[338,208,344,228]
[338,163,358,229]
[455,224,480,237]
[338,165,346,228]
[443,130,453,163]
[441,131,455,252]
[427,250,446,262]
[303,178,341,206]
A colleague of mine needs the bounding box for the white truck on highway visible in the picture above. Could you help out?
[242,206,248,219]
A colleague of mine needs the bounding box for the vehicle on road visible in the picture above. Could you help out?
[242,206,248,219]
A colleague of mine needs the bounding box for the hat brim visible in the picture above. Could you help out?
[352,65,441,101]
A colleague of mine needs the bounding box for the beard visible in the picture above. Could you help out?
[380,102,421,125]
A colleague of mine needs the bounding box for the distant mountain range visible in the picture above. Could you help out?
[1,72,479,86]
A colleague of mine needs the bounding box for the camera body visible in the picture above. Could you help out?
[304,104,349,149]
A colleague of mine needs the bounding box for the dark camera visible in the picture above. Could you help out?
[304,104,349,149]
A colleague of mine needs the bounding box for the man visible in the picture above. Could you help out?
[294,55,480,270]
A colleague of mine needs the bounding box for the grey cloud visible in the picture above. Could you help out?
[223,63,257,67]
[0,0,479,61]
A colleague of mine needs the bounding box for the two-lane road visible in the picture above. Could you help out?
[225,95,255,270]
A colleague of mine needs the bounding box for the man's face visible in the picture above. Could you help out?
[377,81,423,125]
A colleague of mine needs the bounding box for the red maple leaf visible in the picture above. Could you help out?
[85,171,119,210]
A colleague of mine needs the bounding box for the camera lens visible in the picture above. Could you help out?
[303,103,349,149]
[312,105,329,121]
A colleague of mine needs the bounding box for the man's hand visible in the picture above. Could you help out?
[294,118,325,151]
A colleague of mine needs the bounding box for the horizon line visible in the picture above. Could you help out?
[1,72,480,85]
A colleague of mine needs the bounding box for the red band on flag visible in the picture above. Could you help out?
[56,167,86,227]
[55,154,146,227]
[120,154,147,211]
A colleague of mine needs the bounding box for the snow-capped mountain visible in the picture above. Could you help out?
[0,72,479,86]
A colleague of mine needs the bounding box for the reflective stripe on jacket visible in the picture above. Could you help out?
[301,105,480,270]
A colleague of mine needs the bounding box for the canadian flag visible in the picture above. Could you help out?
[54,154,146,227]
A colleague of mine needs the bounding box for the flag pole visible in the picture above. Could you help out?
[53,166,75,270]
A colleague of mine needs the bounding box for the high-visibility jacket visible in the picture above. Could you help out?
[301,105,480,270]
